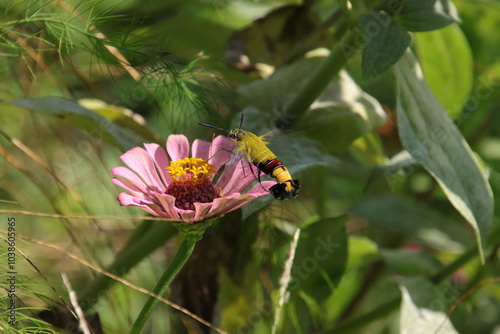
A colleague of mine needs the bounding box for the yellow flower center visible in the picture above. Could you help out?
[167,157,216,183]
[166,157,218,211]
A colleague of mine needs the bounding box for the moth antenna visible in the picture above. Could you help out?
[238,113,244,129]
[198,123,230,133]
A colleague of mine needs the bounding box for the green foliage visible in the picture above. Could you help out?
[393,0,460,32]
[359,11,411,80]
[1,0,499,333]
[394,50,493,260]
[414,24,473,118]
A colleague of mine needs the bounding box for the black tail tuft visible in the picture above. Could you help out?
[270,180,300,200]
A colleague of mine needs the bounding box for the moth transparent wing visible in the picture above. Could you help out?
[227,150,244,166]
[207,135,235,168]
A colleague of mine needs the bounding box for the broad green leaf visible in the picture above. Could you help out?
[371,150,417,192]
[8,97,154,151]
[381,249,443,277]
[359,11,411,81]
[394,0,460,32]
[282,217,348,332]
[414,24,473,118]
[290,217,347,300]
[400,277,459,334]
[351,195,471,252]
[298,70,387,152]
[237,56,321,113]
[393,50,493,261]
[323,237,378,321]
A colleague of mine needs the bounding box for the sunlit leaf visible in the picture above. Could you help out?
[414,24,473,118]
[300,70,388,152]
[400,277,459,334]
[78,98,158,143]
[359,11,411,80]
[393,50,493,261]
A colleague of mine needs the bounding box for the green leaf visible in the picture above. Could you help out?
[78,98,158,143]
[237,56,321,113]
[359,11,411,81]
[8,97,155,151]
[400,277,459,333]
[381,249,444,277]
[414,25,473,118]
[282,217,348,332]
[394,0,460,32]
[238,55,386,153]
[458,1,500,67]
[297,70,388,152]
[393,50,493,261]
[351,195,472,252]
[290,217,347,299]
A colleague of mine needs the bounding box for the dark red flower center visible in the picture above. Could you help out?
[165,157,218,210]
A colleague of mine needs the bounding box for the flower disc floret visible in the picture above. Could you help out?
[166,157,218,210]
[167,157,216,183]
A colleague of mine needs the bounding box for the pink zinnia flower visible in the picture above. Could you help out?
[112,134,275,224]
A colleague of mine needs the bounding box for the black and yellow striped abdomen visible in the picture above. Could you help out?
[229,129,300,200]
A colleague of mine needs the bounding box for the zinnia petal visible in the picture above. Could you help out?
[112,166,150,195]
[166,134,190,161]
[117,193,165,217]
[208,135,234,171]
[144,143,172,186]
[191,139,211,161]
[217,162,260,196]
[119,147,166,193]
[208,193,255,217]
[156,194,181,220]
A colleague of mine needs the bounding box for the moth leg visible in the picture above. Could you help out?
[257,170,268,192]
[207,148,237,163]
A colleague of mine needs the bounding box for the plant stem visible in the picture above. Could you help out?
[130,224,207,334]
[277,27,359,129]
[430,245,478,284]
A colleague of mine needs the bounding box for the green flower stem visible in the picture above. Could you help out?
[277,27,359,129]
[430,245,478,284]
[79,221,177,310]
[324,297,401,334]
[322,245,478,334]
[130,222,209,334]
